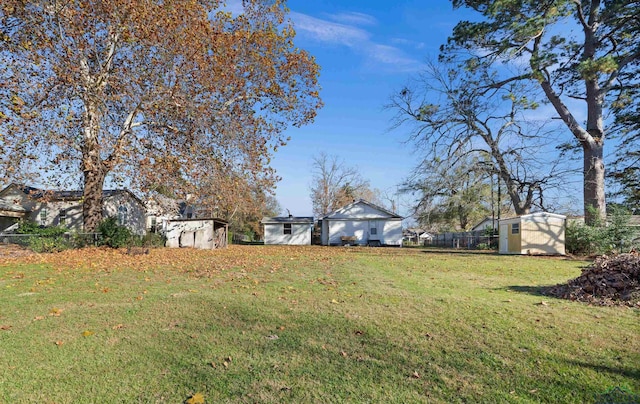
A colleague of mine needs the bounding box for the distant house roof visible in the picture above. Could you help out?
[321,199,402,220]
[261,216,314,224]
[0,183,144,205]
[471,217,498,231]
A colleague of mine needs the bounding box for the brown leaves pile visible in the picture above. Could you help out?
[547,253,640,307]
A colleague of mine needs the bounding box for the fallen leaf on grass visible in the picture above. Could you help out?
[185,392,205,404]
[331,299,339,304]
[49,308,63,316]
[82,330,94,337]
[55,340,64,346]
[0,324,11,330]
[412,371,420,379]
[112,324,125,330]
[33,316,45,321]
[266,334,279,340]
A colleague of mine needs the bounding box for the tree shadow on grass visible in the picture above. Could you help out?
[502,285,559,298]
[563,359,640,381]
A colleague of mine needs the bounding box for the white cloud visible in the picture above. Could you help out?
[290,11,421,72]
[390,38,426,50]
[326,12,377,26]
[291,12,370,47]
[365,44,422,72]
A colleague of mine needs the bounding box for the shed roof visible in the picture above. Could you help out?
[499,212,567,223]
[168,217,228,224]
[261,216,314,224]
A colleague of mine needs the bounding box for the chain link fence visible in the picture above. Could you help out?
[426,231,499,250]
[0,233,102,250]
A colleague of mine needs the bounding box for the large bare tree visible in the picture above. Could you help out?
[443,0,640,224]
[0,0,321,231]
[389,61,571,217]
[309,152,373,217]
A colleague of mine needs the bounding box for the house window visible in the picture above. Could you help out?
[59,208,67,226]
[283,223,292,235]
[117,205,127,226]
[511,223,520,234]
[40,207,48,225]
[370,227,377,235]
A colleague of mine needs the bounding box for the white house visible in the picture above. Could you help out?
[471,217,499,233]
[0,183,146,235]
[261,216,313,245]
[320,199,402,246]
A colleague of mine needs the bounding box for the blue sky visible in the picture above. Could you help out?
[258,0,480,218]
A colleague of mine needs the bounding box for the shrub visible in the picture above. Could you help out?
[566,207,638,255]
[15,220,71,253]
[141,232,166,248]
[16,220,67,237]
[27,236,70,253]
[98,217,134,248]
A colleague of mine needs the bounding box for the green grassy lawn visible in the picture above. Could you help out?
[1,246,638,403]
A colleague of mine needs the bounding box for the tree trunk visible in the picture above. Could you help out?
[583,141,606,225]
[81,100,107,233]
[83,166,106,233]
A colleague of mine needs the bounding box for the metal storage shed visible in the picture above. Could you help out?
[498,212,566,255]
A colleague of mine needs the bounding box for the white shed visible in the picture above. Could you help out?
[165,218,228,249]
[498,212,566,255]
[261,216,313,245]
[320,199,402,246]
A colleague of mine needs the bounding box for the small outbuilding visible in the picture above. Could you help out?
[498,212,566,255]
[165,218,228,249]
[261,216,313,245]
[320,199,402,247]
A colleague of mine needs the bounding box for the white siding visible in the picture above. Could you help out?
[327,220,368,245]
[324,219,402,246]
[103,193,146,235]
[264,223,311,245]
[380,220,403,246]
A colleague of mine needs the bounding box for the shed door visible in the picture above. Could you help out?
[499,224,508,253]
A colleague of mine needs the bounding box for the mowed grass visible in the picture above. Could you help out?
[0,246,638,403]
